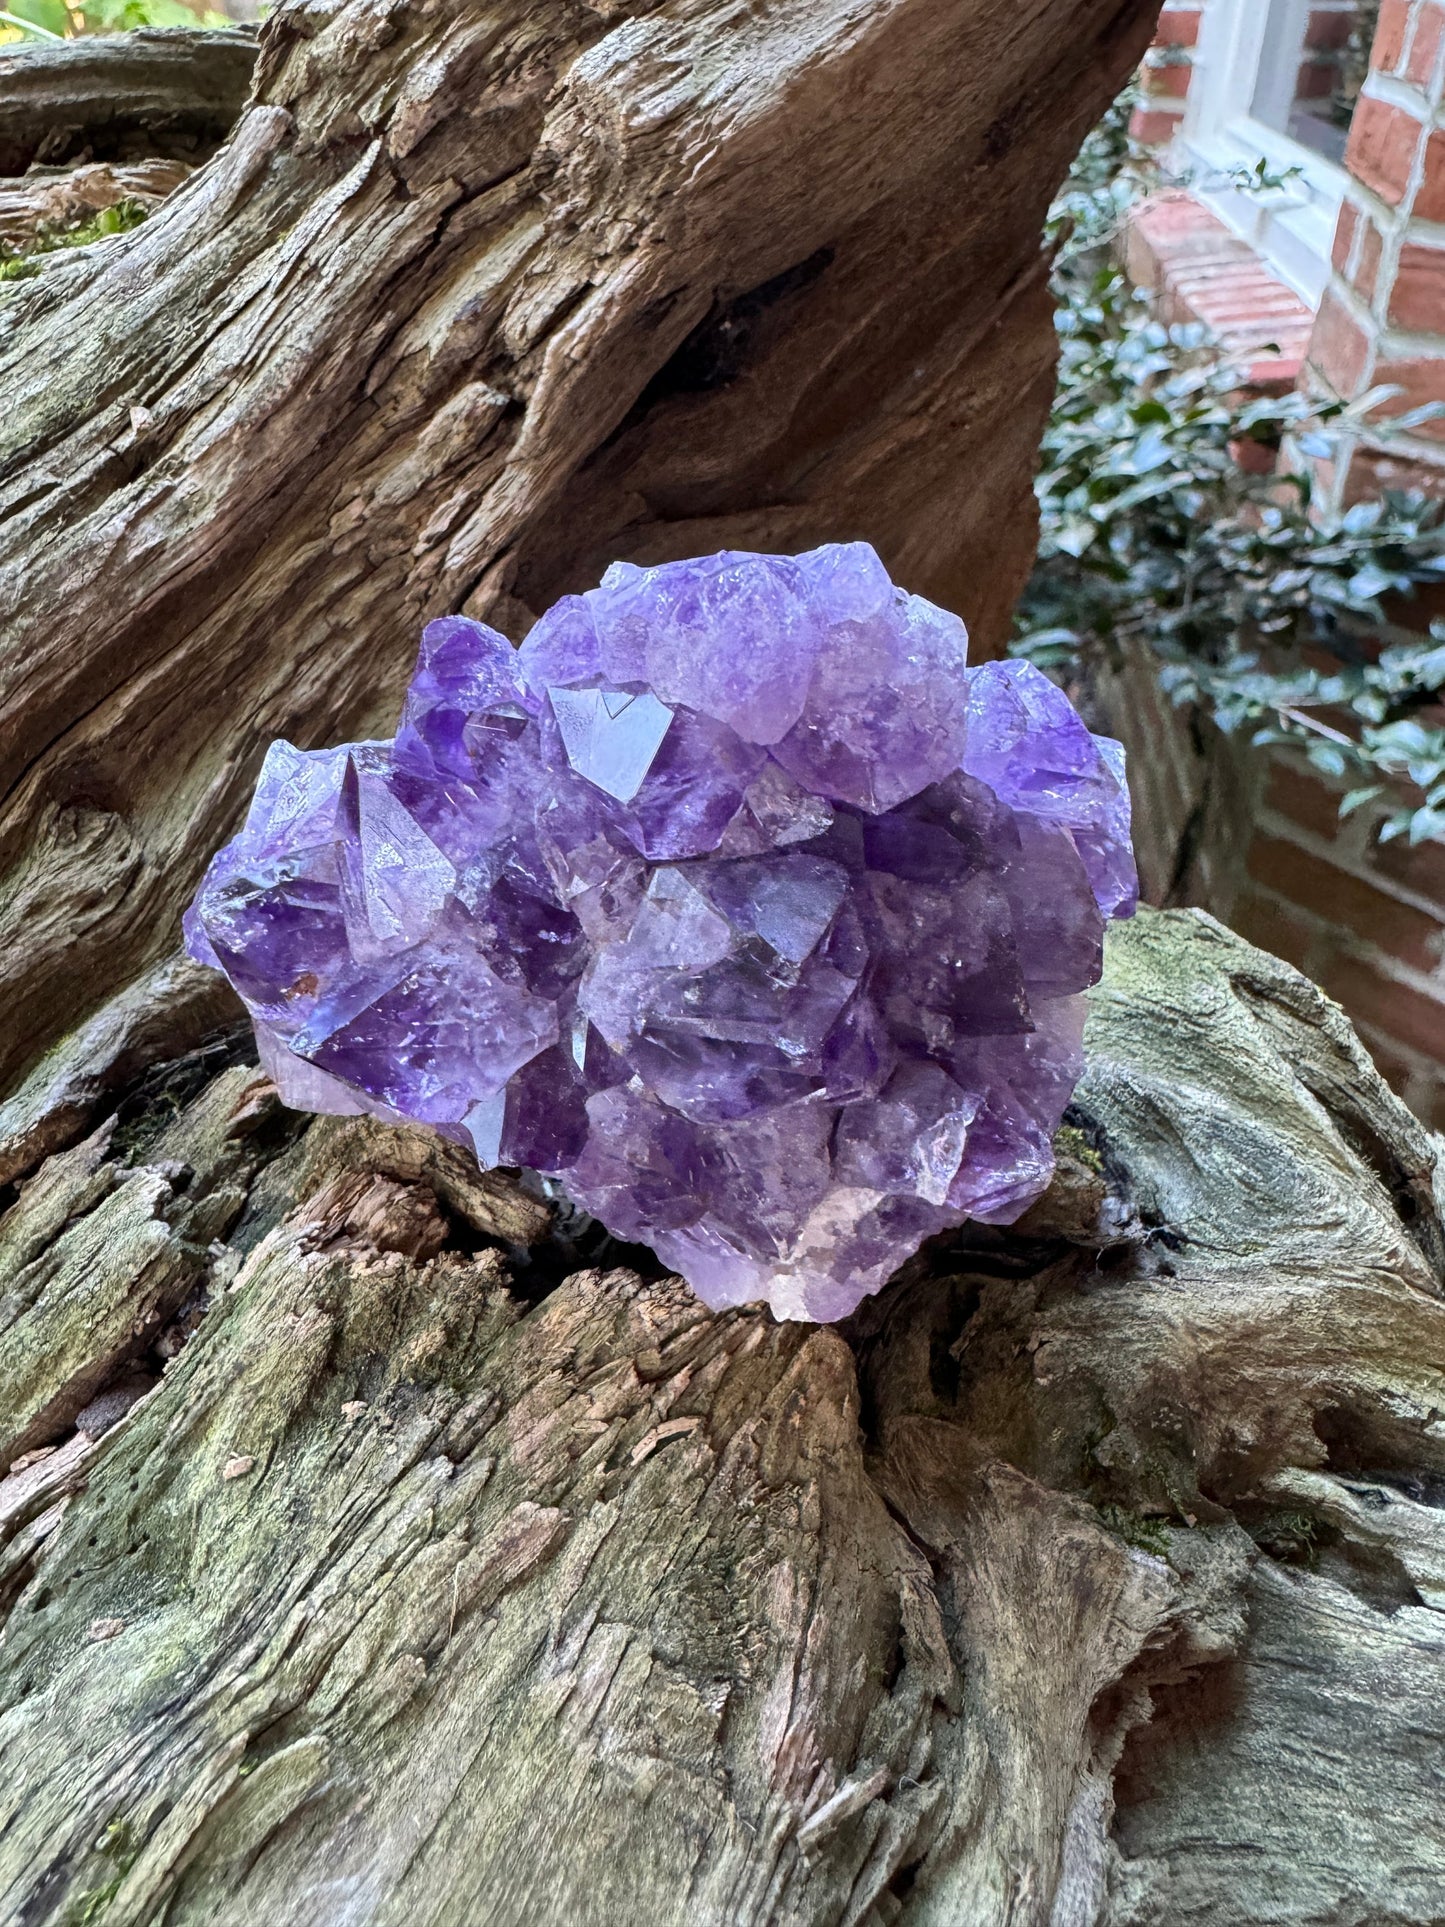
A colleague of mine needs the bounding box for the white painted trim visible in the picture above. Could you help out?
[1173,0,1350,306]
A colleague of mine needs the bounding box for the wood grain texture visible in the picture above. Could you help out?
[0,0,1158,1099]
[1,911,1442,1925]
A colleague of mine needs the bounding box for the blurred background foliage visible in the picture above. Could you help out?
[0,0,229,40]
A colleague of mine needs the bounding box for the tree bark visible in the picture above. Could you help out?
[2,910,1443,1926]
[0,0,1156,1099]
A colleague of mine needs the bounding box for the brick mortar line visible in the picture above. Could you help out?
[1255,808,1445,934]
[1342,175,1420,244]
[1374,326,1445,353]
[1278,919,1445,1009]
[1345,1025,1445,1114]
[1329,267,1390,337]
[1236,887,1445,1106]
[1349,1015,1444,1092]
[1350,43,1445,331]
[1400,0,1423,82]
[1360,71,1443,125]
[1342,197,1367,283]
[1388,213,1445,243]
[1244,870,1445,970]
[1241,880,1445,1061]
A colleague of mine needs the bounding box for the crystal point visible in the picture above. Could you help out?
[187,545,1136,1321]
[548,686,674,803]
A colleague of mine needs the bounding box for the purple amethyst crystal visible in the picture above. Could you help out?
[186,544,1136,1321]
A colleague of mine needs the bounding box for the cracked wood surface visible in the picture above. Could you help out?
[0,0,1157,1099]
[1,911,1443,1926]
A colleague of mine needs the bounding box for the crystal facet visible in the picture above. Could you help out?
[187,544,1136,1321]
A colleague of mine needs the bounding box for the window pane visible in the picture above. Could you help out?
[1252,0,1380,162]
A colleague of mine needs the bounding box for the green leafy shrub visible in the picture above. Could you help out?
[1017,96,1445,846]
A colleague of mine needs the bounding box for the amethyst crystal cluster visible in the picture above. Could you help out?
[186,545,1135,1321]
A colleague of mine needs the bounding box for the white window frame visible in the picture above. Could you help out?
[1173,0,1352,305]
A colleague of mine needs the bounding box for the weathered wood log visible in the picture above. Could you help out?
[2,911,1442,1925]
[0,0,1158,1099]
[0,157,192,250]
[0,28,257,175]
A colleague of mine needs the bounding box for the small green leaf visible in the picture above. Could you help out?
[1339,786,1383,818]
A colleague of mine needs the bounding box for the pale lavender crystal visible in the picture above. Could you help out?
[186,543,1136,1322]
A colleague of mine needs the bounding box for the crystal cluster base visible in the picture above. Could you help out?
[186,545,1136,1321]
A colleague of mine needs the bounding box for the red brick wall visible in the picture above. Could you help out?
[1233,760,1445,1121]
[1092,648,1445,1125]
[1309,0,1445,501]
[1130,4,1204,146]
[1260,1,1445,1108]
[1105,3,1445,1111]
[1126,192,1316,387]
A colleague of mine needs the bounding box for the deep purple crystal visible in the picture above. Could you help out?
[186,545,1136,1321]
